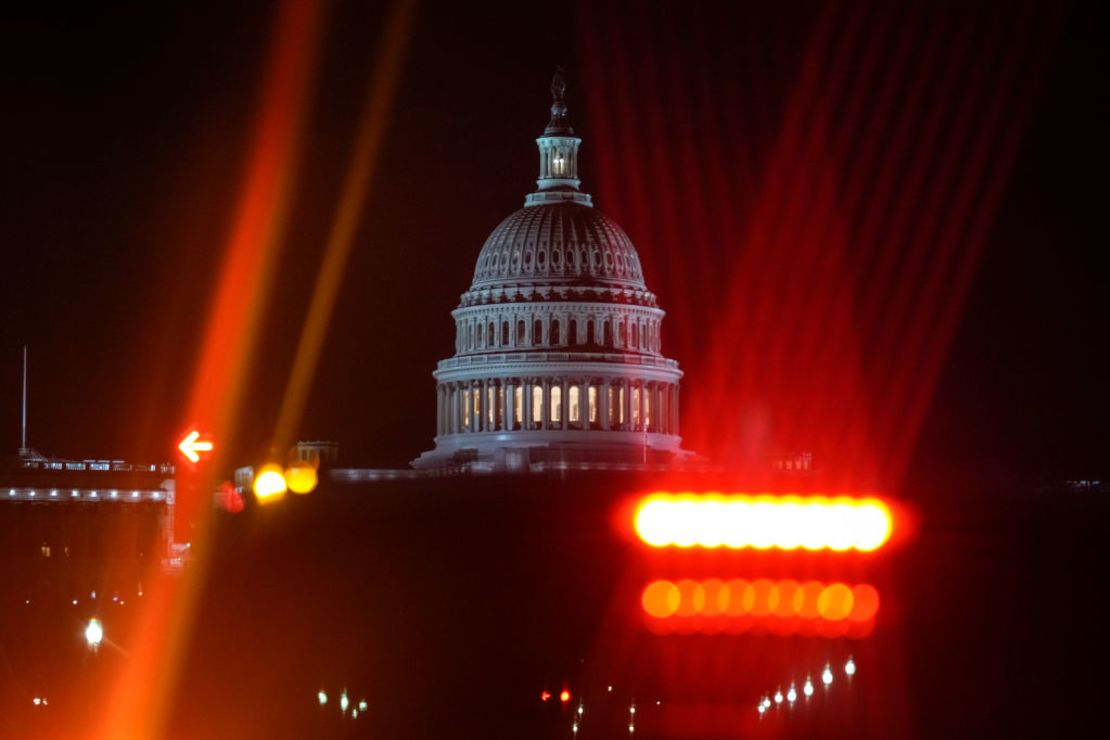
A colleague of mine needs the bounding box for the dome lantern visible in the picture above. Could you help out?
[527,66,592,207]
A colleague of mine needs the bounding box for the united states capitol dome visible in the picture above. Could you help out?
[470,203,648,292]
[413,68,694,473]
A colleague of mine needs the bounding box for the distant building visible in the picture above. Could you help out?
[0,451,179,608]
[413,70,696,473]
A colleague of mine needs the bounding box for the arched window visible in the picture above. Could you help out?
[531,385,544,426]
[502,321,509,346]
[588,385,598,426]
[470,323,476,350]
[619,320,627,346]
[534,319,543,346]
[551,319,561,345]
[586,320,595,345]
[488,322,495,347]
[517,320,526,345]
[569,318,578,345]
[631,322,639,349]
[631,385,641,429]
[568,386,580,424]
[603,320,612,346]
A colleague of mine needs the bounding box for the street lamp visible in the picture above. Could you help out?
[85,618,104,651]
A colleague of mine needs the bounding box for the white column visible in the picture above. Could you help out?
[600,379,610,431]
[666,388,674,434]
[561,379,569,429]
[523,379,533,430]
[541,381,550,428]
[624,380,633,431]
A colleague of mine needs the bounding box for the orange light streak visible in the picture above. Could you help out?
[634,493,893,551]
[94,1,325,737]
[272,0,418,455]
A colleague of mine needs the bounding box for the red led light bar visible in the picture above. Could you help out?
[641,578,880,637]
[634,493,893,551]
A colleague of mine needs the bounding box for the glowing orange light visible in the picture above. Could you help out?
[633,493,893,551]
[560,689,571,703]
[641,578,880,636]
[253,464,288,504]
[849,584,881,622]
[816,583,854,621]
[284,462,319,495]
[176,430,214,464]
[642,579,681,618]
[541,690,552,702]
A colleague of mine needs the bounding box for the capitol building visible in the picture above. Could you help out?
[413,70,695,473]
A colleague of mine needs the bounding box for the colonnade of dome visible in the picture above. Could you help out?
[435,376,678,436]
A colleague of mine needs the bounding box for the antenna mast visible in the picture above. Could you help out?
[21,345,28,453]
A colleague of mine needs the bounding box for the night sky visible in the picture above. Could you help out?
[1,0,1106,484]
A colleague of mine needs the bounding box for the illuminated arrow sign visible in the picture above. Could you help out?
[177,430,214,464]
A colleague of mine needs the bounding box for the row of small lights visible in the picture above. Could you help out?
[317,689,368,719]
[7,488,162,500]
[757,656,856,716]
[546,685,661,737]
[23,589,142,607]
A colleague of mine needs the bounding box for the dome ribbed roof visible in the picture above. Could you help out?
[470,203,645,290]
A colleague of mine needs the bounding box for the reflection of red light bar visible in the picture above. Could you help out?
[641,579,880,637]
[634,493,893,551]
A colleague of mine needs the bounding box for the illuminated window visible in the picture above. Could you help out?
[487,386,496,427]
[569,386,580,423]
[463,389,471,427]
[632,386,641,429]
[514,385,523,426]
[532,385,544,424]
[619,386,626,425]
[551,385,562,423]
[588,385,598,424]
[645,389,652,430]
[608,386,617,425]
[40,545,51,558]
[473,388,481,426]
